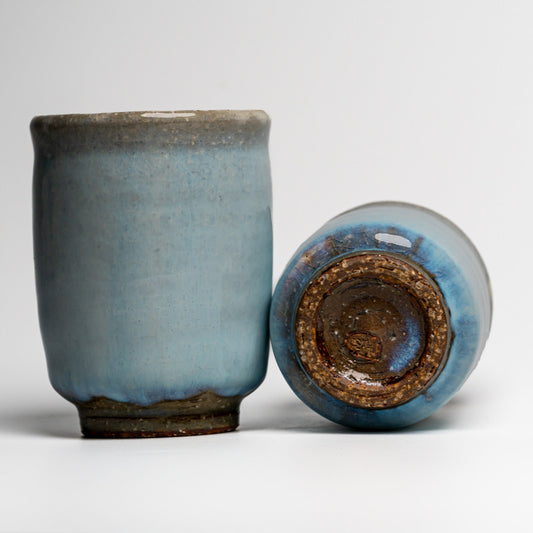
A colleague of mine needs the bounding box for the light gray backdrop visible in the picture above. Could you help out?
[0,1,530,532]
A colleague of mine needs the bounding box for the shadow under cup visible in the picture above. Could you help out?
[31,110,272,438]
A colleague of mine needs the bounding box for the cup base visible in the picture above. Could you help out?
[75,391,242,438]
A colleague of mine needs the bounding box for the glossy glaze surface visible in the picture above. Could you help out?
[270,202,491,429]
[32,111,272,421]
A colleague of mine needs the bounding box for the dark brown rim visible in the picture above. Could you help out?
[31,109,269,126]
[31,110,270,150]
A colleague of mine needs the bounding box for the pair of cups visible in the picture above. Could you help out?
[31,110,491,437]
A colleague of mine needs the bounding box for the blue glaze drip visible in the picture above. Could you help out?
[387,312,423,374]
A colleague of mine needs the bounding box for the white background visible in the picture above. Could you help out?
[1,1,531,531]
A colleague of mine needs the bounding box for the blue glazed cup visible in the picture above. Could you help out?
[32,110,272,437]
[270,202,491,429]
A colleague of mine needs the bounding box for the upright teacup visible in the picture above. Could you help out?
[32,110,272,437]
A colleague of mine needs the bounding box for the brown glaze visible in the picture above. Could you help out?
[76,391,242,438]
[344,331,382,363]
[295,252,451,409]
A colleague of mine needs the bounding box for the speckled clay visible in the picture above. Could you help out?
[32,110,272,437]
[270,202,491,429]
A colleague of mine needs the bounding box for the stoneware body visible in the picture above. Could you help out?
[270,202,491,429]
[32,110,272,437]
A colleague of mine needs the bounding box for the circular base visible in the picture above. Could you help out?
[76,392,242,438]
[295,252,450,409]
[79,412,239,438]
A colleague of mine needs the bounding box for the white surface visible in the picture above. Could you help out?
[0,1,531,531]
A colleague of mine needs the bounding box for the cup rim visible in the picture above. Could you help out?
[31,110,270,149]
[31,109,269,126]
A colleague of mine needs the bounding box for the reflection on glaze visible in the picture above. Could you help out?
[141,112,196,118]
[374,232,412,248]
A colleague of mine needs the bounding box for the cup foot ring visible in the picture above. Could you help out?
[75,391,242,438]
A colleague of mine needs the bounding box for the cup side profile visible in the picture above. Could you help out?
[32,110,272,437]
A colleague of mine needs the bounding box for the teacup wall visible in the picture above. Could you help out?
[32,110,272,437]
